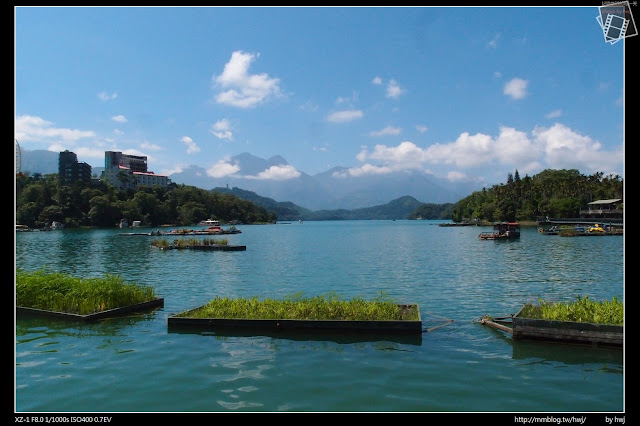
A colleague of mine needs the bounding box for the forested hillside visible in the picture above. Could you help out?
[450,169,623,223]
[15,173,276,228]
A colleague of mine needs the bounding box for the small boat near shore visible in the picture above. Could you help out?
[479,222,520,240]
[538,225,559,235]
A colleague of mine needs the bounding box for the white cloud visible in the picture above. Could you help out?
[245,165,301,180]
[180,136,200,154]
[330,121,621,182]
[15,115,96,143]
[487,33,500,49]
[206,158,241,178]
[299,101,319,112]
[327,110,363,123]
[494,126,540,170]
[532,123,622,173]
[140,141,163,151]
[369,125,401,137]
[356,141,427,170]
[416,125,428,133]
[333,163,393,177]
[386,79,405,99]
[111,115,128,123]
[545,109,562,119]
[503,78,528,99]
[210,119,233,140]
[212,51,281,108]
[372,76,382,85]
[97,91,117,101]
[72,146,109,163]
[424,132,494,168]
[447,170,469,182]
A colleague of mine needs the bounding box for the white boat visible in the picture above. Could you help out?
[198,219,220,226]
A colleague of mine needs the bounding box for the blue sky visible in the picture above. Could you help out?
[15,6,625,188]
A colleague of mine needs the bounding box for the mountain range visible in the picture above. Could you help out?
[169,152,480,210]
[18,150,480,211]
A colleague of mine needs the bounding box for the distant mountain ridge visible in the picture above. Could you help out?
[19,150,478,211]
[170,152,479,210]
[213,187,442,221]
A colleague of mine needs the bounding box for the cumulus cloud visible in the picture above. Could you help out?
[503,78,529,99]
[327,110,363,123]
[212,51,281,108]
[245,165,301,180]
[369,125,401,137]
[532,123,621,173]
[423,132,494,168]
[333,163,393,178]
[357,141,427,170]
[15,115,95,143]
[180,136,201,154]
[386,79,405,99]
[341,122,621,181]
[210,119,233,140]
[206,158,241,178]
[111,115,128,123]
[372,76,382,85]
[416,125,428,133]
[494,126,540,170]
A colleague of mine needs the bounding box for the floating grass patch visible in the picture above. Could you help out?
[151,237,229,248]
[175,292,419,321]
[519,296,623,325]
[16,269,158,316]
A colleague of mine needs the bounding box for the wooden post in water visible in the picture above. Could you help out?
[481,318,513,334]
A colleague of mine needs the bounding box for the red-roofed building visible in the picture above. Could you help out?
[103,151,170,190]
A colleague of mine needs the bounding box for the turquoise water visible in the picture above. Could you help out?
[15,221,624,413]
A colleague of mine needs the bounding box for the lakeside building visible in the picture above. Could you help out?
[58,150,92,186]
[541,198,623,226]
[579,199,623,220]
[102,151,170,190]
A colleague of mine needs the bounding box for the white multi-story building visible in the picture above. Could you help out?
[103,151,170,190]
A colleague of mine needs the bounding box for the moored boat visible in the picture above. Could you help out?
[479,222,520,240]
[538,225,559,235]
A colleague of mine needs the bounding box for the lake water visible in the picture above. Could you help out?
[14,220,625,414]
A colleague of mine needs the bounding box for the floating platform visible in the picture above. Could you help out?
[16,298,165,322]
[479,308,623,347]
[511,316,622,347]
[152,244,246,251]
[168,304,422,335]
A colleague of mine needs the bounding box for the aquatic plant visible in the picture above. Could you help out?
[176,292,419,321]
[16,269,157,315]
[519,296,623,325]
